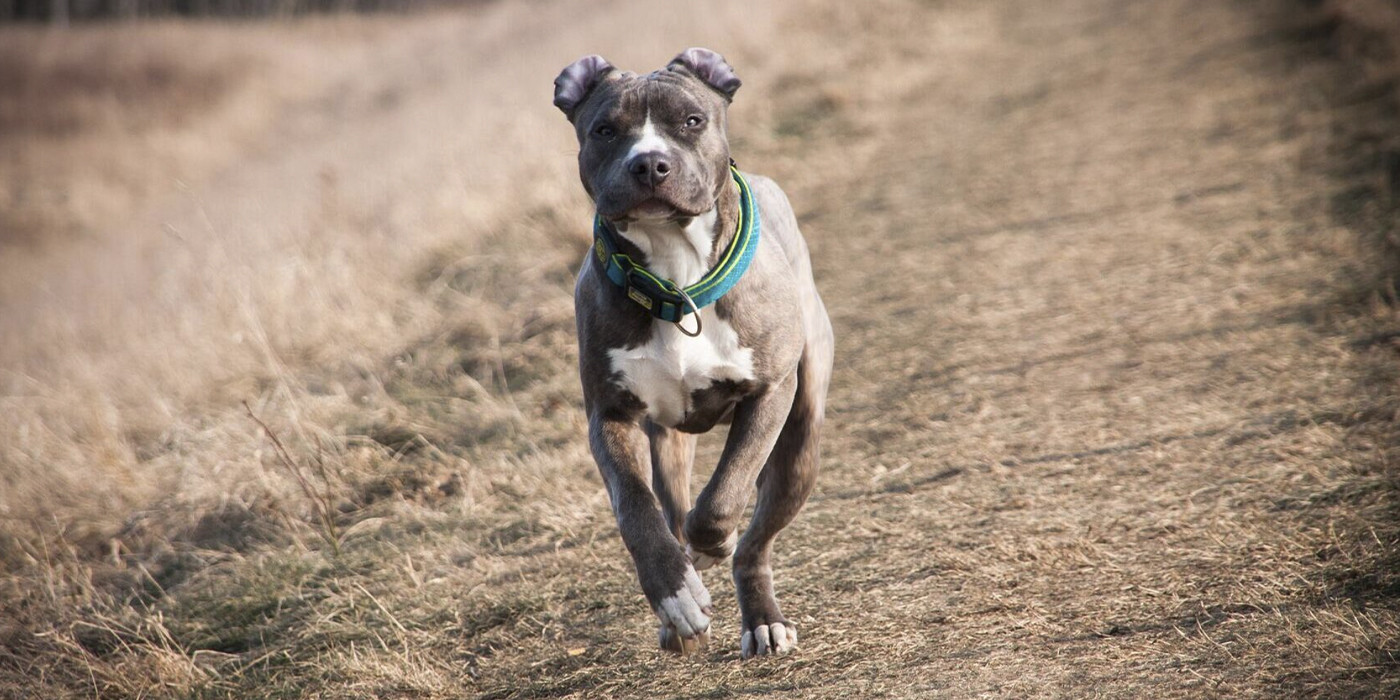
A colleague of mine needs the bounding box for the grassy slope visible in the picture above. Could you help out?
[3,0,1400,697]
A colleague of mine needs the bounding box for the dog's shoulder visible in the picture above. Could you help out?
[742,172,810,271]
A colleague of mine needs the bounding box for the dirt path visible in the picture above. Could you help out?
[747,0,1400,696]
[455,0,1400,695]
[4,0,1399,697]
[494,0,1400,695]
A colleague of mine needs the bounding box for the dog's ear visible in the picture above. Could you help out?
[553,55,615,121]
[667,47,741,101]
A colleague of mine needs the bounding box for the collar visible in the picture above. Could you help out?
[591,165,759,337]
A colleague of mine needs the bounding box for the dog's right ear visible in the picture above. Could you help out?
[553,55,614,121]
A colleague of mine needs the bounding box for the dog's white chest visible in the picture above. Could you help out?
[604,210,754,427]
[608,312,755,427]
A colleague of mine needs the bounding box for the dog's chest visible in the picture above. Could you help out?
[603,213,757,428]
[608,312,755,428]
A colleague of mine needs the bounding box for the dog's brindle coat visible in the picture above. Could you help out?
[554,48,833,658]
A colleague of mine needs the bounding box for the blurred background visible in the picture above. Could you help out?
[2,0,456,22]
[2,1,1400,697]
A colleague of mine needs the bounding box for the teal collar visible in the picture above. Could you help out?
[592,165,760,336]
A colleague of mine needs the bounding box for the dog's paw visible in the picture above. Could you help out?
[740,619,797,659]
[654,566,712,652]
[685,531,737,571]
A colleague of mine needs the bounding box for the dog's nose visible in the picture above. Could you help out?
[627,152,671,187]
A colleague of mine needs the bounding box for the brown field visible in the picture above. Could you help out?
[2,0,1400,697]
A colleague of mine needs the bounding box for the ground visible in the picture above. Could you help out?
[2,0,1400,698]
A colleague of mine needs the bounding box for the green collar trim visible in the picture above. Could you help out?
[592,165,760,336]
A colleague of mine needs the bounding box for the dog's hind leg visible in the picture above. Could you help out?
[733,339,831,658]
[646,420,695,544]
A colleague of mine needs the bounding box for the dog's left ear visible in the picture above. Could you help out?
[668,47,742,101]
[554,55,615,121]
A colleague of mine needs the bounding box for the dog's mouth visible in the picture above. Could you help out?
[627,199,686,221]
[603,196,704,223]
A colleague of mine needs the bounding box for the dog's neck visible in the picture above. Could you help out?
[612,177,740,288]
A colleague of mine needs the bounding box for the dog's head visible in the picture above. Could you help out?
[553,48,742,222]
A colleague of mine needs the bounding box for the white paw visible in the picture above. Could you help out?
[741,621,797,659]
[686,531,737,571]
[655,566,712,640]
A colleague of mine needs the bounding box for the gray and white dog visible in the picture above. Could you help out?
[553,48,833,658]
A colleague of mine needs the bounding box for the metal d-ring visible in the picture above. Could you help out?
[674,289,703,337]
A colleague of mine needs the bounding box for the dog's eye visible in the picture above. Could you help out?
[593,124,616,138]
[685,115,705,128]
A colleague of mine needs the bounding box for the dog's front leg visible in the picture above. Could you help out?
[588,413,712,653]
[683,371,798,569]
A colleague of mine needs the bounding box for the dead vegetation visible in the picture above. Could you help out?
[0,23,259,247]
[0,16,421,248]
[2,0,1400,697]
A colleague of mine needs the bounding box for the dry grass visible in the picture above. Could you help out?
[2,23,261,247]
[0,13,463,249]
[2,0,1400,697]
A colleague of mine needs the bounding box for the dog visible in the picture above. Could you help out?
[553,47,833,658]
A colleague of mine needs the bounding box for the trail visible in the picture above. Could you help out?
[469,0,1400,694]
